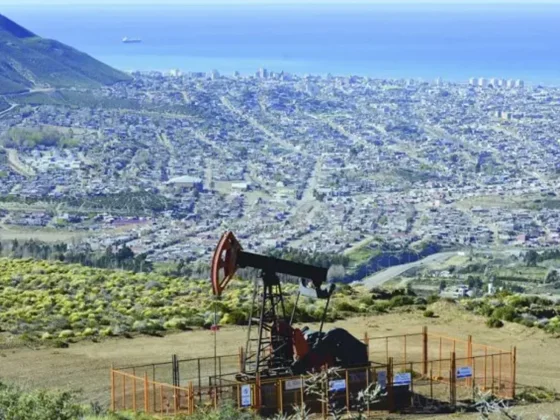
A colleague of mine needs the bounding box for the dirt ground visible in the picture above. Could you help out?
[1,301,559,417]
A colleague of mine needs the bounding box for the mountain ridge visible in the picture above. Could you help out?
[0,13,131,95]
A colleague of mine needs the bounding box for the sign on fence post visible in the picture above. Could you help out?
[329,379,346,392]
[241,384,252,407]
[393,372,412,388]
[285,378,304,391]
[456,366,473,379]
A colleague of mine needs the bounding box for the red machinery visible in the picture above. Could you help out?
[211,231,368,380]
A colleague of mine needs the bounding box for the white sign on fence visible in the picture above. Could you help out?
[393,372,412,387]
[285,378,304,391]
[456,366,473,379]
[377,371,387,388]
[329,379,346,392]
[241,384,252,407]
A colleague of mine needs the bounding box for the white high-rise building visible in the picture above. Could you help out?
[515,79,525,88]
[258,68,269,79]
[506,79,515,89]
[169,69,182,77]
[469,77,477,86]
[478,77,487,87]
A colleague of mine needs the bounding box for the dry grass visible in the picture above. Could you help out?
[1,301,559,417]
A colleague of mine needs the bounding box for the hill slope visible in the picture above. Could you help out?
[0,14,131,94]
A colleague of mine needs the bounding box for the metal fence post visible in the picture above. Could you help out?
[152,365,156,413]
[278,379,284,415]
[386,337,389,364]
[132,368,137,412]
[439,337,442,378]
[256,373,262,410]
[345,370,350,415]
[491,354,495,395]
[366,366,370,417]
[144,373,149,413]
[300,375,305,411]
[122,373,126,410]
[239,346,244,373]
[189,382,195,415]
[197,359,202,403]
[159,385,163,415]
[410,362,414,407]
[429,368,433,400]
[450,352,456,407]
[484,347,488,391]
[499,353,502,396]
[422,326,428,376]
[472,357,477,401]
[404,335,407,366]
[388,357,394,412]
[511,347,517,399]
[110,366,115,412]
[218,356,223,397]
[467,335,473,387]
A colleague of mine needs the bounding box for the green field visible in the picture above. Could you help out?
[0,258,421,344]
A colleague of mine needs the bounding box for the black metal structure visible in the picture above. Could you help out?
[211,231,364,381]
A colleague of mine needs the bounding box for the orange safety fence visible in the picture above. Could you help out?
[111,369,194,416]
[111,327,518,417]
[363,331,425,366]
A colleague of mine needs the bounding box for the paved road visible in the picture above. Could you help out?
[359,251,457,290]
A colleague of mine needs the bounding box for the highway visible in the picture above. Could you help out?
[359,251,457,289]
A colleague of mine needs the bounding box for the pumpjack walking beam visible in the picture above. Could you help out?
[211,231,335,378]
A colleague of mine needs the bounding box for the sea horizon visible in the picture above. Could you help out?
[3,2,560,85]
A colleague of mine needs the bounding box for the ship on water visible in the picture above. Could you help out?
[122,37,142,44]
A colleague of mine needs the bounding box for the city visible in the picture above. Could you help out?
[1,70,560,268]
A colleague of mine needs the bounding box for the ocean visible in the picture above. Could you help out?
[3,3,560,84]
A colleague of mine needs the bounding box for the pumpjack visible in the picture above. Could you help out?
[211,231,368,381]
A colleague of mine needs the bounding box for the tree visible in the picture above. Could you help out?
[439,280,447,293]
[544,269,560,284]
[116,245,134,262]
[524,250,539,267]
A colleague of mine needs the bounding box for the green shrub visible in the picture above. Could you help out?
[388,295,415,308]
[492,306,518,322]
[358,295,375,306]
[0,382,83,420]
[486,318,504,328]
[518,319,535,328]
[426,294,440,304]
[516,385,559,403]
[372,301,391,313]
[58,329,74,339]
[423,310,435,318]
[52,340,69,348]
[335,300,361,312]
[414,297,427,305]
[476,304,495,317]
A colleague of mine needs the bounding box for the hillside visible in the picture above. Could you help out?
[0,14,131,94]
